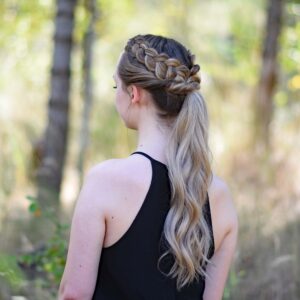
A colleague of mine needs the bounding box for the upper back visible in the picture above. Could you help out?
[101,151,170,249]
[92,151,215,299]
[100,152,227,253]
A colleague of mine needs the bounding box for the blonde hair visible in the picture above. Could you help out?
[118,34,213,290]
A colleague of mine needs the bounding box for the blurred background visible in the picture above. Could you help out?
[0,0,299,299]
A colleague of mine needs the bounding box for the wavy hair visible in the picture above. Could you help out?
[117,34,213,290]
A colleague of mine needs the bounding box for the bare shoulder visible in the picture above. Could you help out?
[208,173,238,252]
[86,158,122,177]
[84,155,151,212]
[86,155,149,186]
[84,158,121,189]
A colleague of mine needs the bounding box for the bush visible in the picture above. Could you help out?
[17,195,69,296]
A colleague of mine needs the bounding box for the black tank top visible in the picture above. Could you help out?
[92,151,215,300]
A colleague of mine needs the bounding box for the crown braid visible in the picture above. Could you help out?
[125,35,201,95]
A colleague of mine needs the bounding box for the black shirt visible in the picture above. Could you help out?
[92,151,215,300]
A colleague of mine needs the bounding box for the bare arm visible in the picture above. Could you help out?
[204,178,238,300]
[58,164,109,300]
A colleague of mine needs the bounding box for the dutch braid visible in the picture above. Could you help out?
[126,35,201,95]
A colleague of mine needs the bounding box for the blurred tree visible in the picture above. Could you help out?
[36,0,77,209]
[277,0,300,109]
[77,0,98,185]
[255,0,285,152]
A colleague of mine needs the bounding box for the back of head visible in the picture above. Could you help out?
[118,34,213,291]
[118,34,201,118]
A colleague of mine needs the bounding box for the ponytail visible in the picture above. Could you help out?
[158,91,213,290]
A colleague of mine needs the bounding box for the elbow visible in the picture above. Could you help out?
[59,296,82,300]
[59,293,92,300]
[58,285,93,300]
[58,295,77,300]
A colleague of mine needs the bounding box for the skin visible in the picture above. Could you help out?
[58,54,238,300]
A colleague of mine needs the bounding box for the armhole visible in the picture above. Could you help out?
[205,193,215,258]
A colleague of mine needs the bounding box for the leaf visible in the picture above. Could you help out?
[29,202,38,212]
[26,195,37,202]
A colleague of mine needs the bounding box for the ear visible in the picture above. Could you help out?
[128,85,141,104]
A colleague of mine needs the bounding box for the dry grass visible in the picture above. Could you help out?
[222,137,300,299]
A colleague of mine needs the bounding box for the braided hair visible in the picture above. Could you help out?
[118,34,213,291]
[119,34,202,118]
[127,35,200,93]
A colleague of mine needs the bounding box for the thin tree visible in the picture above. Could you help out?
[77,0,98,184]
[255,0,284,152]
[36,0,77,209]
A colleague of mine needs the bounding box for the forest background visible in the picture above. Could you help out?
[0,0,299,299]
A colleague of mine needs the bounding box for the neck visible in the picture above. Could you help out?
[134,117,171,163]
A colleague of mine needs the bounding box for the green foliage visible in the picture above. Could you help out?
[18,196,69,293]
[0,253,24,289]
[277,2,300,109]
[0,0,299,299]
[226,1,263,85]
[223,268,246,299]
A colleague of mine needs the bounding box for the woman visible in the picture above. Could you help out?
[58,34,238,300]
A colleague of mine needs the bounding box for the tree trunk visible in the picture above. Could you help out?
[36,0,77,209]
[77,0,98,184]
[254,0,284,152]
